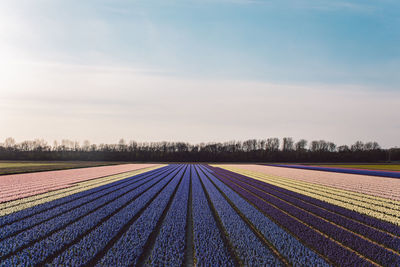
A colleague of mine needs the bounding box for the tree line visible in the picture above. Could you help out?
[0,137,398,162]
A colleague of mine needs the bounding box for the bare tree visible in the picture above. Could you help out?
[328,142,337,152]
[61,139,73,151]
[118,138,127,152]
[243,139,257,152]
[351,141,365,151]
[82,140,91,152]
[282,137,294,151]
[19,141,31,151]
[4,137,16,149]
[266,138,280,151]
[259,139,266,150]
[0,137,393,162]
[53,140,59,151]
[310,140,319,152]
[295,139,308,151]
[338,145,350,152]
[319,140,329,151]
[364,141,380,151]
[310,140,336,152]
[32,139,48,151]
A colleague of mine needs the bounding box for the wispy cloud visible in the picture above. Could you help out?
[0,0,398,146]
[300,1,377,13]
[208,0,378,13]
[1,61,399,147]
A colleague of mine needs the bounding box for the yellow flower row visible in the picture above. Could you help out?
[0,165,165,217]
[215,166,400,213]
[0,165,162,211]
[215,165,400,226]
[214,165,399,208]
[249,170,399,213]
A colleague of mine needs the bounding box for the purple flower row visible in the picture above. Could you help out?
[95,166,185,266]
[200,165,329,266]
[0,166,182,266]
[0,167,171,241]
[191,166,234,266]
[214,172,377,266]
[215,170,400,266]
[0,166,169,227]
[266,164,400,179]
[196,166,282,266]
[218,171,400,266]
[0,167,171,259]
[213,167,400,251]
[147,166,191,266]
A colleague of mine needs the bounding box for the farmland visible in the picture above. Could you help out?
[264,164,400,179]
[315,164,400,172]
[0,161,125,176]
[0,164,399,266]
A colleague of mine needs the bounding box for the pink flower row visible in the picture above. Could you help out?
[0,164,158,203]
[231,164,400,201]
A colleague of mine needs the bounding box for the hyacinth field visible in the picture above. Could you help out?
[0,164,399,266]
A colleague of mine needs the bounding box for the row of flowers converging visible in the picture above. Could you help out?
[0,164,399,266]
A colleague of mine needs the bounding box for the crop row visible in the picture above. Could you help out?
[0,164,158,191]
[2,163,398,266]
[146,164,191,266]
[219,164,400,201]
[0,165,181,265]
[0,166,167,227]
[51,165,185,266]
[218,166,400,209]
[258,174,400,213]
[190,165,234,266]
[199,165,330,266]
[0,165,164,217]
[0,164,159,203]
[0,167,170,241]
[211,167,400,251]
[212,171,375,266]
[243,169,400,227]
[210,166,400,266]
[197,165,283,266]
[0,165,161,202]
[317,164,400,172]
[219,166,400,226]
[0,166,172,260]
[266,164,400,179]
[0,164,319,266]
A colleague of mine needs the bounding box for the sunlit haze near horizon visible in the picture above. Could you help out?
[1,0,399,148]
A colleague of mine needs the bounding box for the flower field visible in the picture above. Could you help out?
[0,164,399,266]
[225,164,400,201]
[265,164,400,178]
[314,165,400,172]
[0,164,159,203]
[0,161,125,176]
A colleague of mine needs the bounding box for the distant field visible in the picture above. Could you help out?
[316,164,400,171]
[1,164,398,266]
[0,161,121,175]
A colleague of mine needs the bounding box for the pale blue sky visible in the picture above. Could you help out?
[1,0,399,147]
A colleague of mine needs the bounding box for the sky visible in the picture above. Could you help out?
[0,0,399,148]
